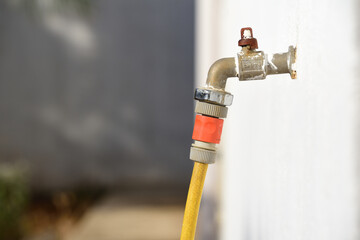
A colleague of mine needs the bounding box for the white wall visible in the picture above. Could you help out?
[196,0,359,239]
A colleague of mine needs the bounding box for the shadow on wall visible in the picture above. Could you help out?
[0,0,195,190]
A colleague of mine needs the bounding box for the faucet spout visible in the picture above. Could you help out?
[205,57,238,91]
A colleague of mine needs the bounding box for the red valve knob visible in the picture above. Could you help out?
[238,27,258,50]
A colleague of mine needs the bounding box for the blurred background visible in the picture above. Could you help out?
[0,0,194,239]
[1,0,360,240]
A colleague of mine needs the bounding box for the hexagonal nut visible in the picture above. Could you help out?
[194,88,233,106]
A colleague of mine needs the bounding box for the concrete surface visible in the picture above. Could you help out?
[64,193,185,240]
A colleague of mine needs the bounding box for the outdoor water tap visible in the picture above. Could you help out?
[190,27,297,164]
[181,27,297,240]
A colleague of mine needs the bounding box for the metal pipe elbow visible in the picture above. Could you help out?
[205,57,238,91]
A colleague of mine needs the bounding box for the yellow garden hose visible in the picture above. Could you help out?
[180,162,208,240]
[181,28,296,240]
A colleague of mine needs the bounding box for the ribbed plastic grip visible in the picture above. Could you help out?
[189,147,216,164]
[195,101,228,118]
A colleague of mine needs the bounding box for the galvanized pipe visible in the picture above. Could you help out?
[266,52,290,75]
[266,46,297,79]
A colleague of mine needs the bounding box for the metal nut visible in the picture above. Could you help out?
[194,88,233,106]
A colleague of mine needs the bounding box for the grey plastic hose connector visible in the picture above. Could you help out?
[195,101,228,118]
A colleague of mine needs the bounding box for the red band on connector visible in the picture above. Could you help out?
[192,115,224,144]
